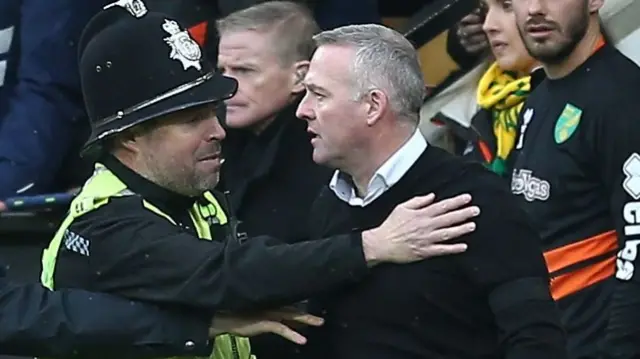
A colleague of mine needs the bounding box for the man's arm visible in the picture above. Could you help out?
[54,194,474,312]
[0,0,102,198]
[456,184,567,359]
[591,96,640,358]
[0,266,212,358]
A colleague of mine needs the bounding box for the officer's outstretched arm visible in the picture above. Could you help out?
[0,266,212,358]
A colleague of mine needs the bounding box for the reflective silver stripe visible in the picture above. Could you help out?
[96,71,215,140]
[0,26,14,54]
[0,26,14,88]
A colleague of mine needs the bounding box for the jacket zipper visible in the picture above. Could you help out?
[221,190,248,243]
[230,335,240,359]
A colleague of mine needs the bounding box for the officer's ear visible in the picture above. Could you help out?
[291,60,309,95]
[116,126,149,154]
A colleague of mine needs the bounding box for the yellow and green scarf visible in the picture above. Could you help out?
[476,62,531,175]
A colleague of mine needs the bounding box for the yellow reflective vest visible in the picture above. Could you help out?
[40,163,254,359]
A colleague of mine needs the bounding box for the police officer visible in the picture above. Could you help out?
[40,2,479,359]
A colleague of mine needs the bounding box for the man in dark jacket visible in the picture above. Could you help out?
[295,23,566,359]
[216,1,331,243]
[0,263,213,358]
[1,261,329,358]
[0,0,108,198]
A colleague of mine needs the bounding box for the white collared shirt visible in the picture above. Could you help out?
[329,130,428,207]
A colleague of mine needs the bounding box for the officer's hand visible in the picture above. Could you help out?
[209,308,324,344]
[0,201,5,212]
[362,193,479,265]
[455,11,488,55]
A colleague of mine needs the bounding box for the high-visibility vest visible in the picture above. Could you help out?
[41,163,254,359]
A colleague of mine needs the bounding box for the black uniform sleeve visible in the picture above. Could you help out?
[585,93,640,358]
[55,196,368,312]
[454,181,567,359]
[0,265,212,358]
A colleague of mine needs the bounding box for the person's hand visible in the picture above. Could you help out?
[456,11,488,54]
[209,308,324,345]
[0,201,6,212]
[361,193,479,265]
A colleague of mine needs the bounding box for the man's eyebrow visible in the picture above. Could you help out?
[304,82,328,94]
[220,60,259,69]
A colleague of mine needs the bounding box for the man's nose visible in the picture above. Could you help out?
[296,93,313,121]
[526,0,545,16]
[206,115,226,141]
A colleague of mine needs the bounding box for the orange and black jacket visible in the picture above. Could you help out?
[508,43,640,359]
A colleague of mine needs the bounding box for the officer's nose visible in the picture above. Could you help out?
[206,113,226,142]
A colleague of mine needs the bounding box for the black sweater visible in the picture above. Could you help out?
[303,145,567,359]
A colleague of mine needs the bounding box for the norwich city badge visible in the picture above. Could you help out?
[554,103,582,144]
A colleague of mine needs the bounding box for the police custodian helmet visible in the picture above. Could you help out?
[78,0,237,155]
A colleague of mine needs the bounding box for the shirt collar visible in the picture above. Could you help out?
[329,129,428,207]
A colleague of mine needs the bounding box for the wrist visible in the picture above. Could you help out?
[361,229,382,267]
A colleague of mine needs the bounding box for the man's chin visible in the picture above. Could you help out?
[224,114,256,130]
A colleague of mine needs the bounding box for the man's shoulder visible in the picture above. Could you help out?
[421,149,516,210]
[68,195,166,234]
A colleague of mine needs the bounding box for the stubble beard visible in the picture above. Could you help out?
[518,6,589,65]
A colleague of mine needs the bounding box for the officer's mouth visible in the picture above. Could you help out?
[198,153,224,165]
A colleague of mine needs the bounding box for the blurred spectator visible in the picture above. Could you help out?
[214,3,331,358]
[443,0,543,177]
[0,0,107,200]
[216,1,331,248]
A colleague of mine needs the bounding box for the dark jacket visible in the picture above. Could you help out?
[219,103,333,242]
[304,146,567,359]
[0,0,107,198]
[52,156,368,312]
[507,44,640,359]
[219,104,333,359]
[0,263,212,358]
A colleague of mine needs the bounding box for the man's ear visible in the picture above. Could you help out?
[291,60,309,95]
[588,0,604,13]
[365,89,388,126]
[117,129,144,154]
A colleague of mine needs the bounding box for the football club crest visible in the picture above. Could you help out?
[104,0,148,18]
[162,19,202,71]
[554,103,582,144]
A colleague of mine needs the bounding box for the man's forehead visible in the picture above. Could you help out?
[218,31,274,63]
[307,45,353,80]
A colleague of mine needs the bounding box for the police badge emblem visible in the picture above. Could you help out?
[162,19,203,71]
[104,0,148,18]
